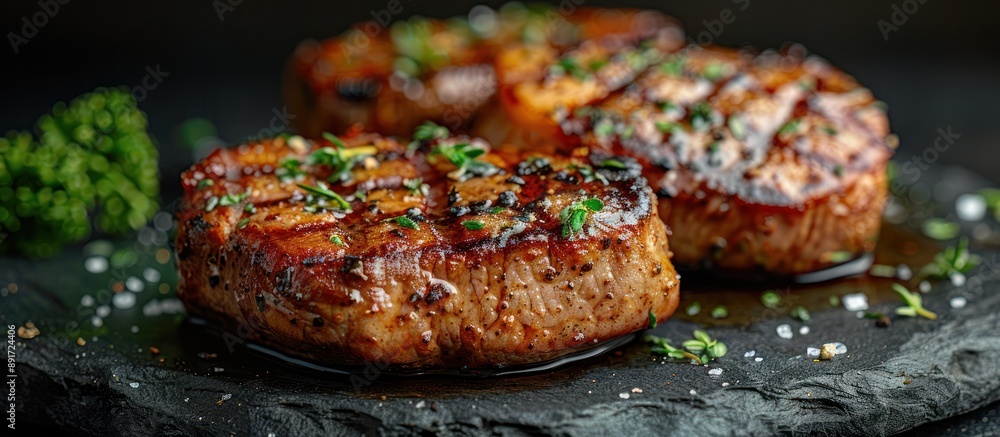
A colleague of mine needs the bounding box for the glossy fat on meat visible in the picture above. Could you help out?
[175,134,680,368]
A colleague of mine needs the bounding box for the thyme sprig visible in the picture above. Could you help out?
[646,330,728,365]
[918,237,981,280]
[892,283,937,320]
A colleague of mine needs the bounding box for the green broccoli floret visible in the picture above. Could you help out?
[0,87,160,258]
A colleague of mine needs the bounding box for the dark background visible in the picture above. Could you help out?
[3,1,999,433]
[3,0,999,192]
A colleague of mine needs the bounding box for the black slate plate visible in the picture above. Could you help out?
[3,163,1000,436]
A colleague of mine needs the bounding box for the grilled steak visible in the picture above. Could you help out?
[284,5,681,137]
[176,132,680,368]
[283,6,896,277]
[480,42,895,276]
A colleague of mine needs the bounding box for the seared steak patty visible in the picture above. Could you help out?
[284,5,681,137]
[176,133,680,368]
[480,42,895,275]
[561,46,894,274]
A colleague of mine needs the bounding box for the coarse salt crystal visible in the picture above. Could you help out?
[776,324,793,339]
[842,293,869,312]
[950,296,968,309]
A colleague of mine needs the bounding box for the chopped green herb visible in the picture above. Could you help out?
[657,100,676,112]
[353,189,367,202]
[237,218,250,229]
[689,102,714,127]
[488,206,504,214]
[790,306,810,322]
[686,301,702,316]
[558,197,604,238]
[599,158,627,169]
[921,218,960,240]
[589,58,609,72]
[727,115,747,141]
[648,311,658,329]
[711,305,729,319]
[821,125,838,135]
[980,188,1000,221]
[829,295,840,307]
[403,178,428,197]
[431,142,497,180]
[645,335,697,362]
[702,62,725,81]
[918,237,981,280]
[576,165,609,185]
[205,196,219,212]
[197,179,215,189]
[412,120,450,142]
[329,235,345,246]
[554,57,589,80]
[870,264,897,278]
[828,250,853,263]
[681,330,728,364]
[386,215,420,230]
[656,120,681,134]
[892,283,937,320]
[219,192,248,207]
[761,290,782,309]
[462,220,485,230]
[582,198,604,211]
[277,157,306,182]
[659,56,686,76]
[778,119,801,137]
[244,203,257,214]
[832,164,844,177]
[594,121,615,138]
[646,330,727,365]
[311,133,378,183]
[706,142,720,155]
[297,182,351,210]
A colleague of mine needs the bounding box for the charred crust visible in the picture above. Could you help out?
[342,255,362,274]
[505,175,526,185]
[516,157,553,176]
[424,282,449,304]
[551,171,579,184]
[497,190,517,208]
[312,316,325,327]
[255,294,267,313]
[468,199,493,213]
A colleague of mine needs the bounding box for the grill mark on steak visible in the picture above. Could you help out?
[176,133,681,367]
